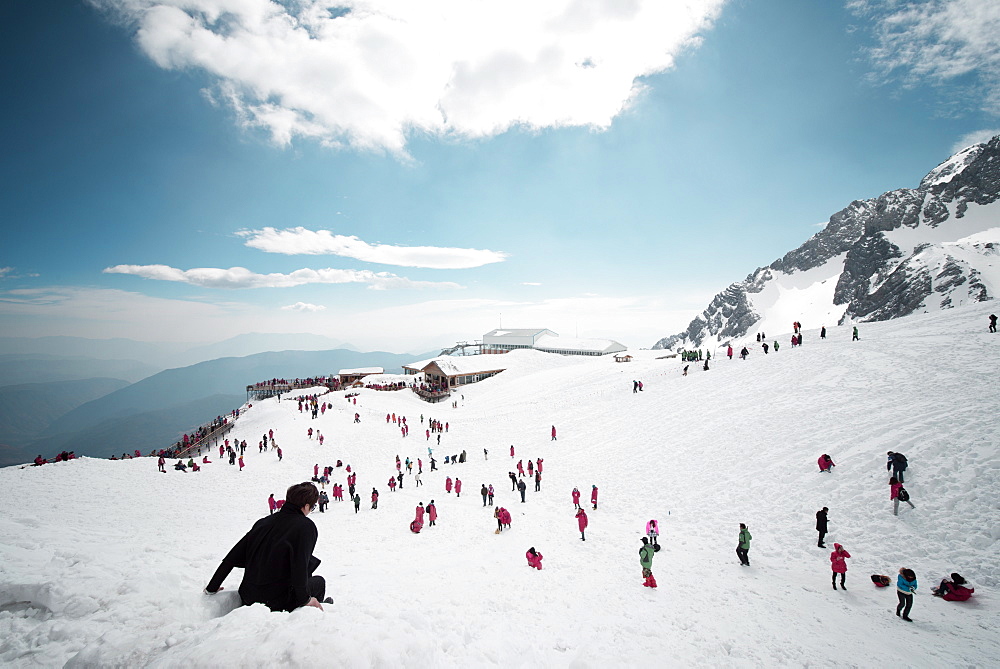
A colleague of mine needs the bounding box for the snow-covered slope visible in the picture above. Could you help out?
[1,304,999,667]
[654,136,1000,351]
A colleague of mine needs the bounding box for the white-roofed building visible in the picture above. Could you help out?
[482,328,557,353]
[483,328,626,357]
[421,357,507,389]
[402,359,435,375]
[338,367,384,385]
[532,334,627,356]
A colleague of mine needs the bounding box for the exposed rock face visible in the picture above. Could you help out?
[653,136,1000,350]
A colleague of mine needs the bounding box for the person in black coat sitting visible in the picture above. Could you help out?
[205,482,330,611]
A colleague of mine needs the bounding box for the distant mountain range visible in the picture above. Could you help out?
[653,135,1000,350]
[0,347,433,466]
[0,332,360,370]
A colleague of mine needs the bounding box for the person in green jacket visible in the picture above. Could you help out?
[852,326,859,341]
[640,537,657,588]
[736,523,752,566]
[773,340,779,352]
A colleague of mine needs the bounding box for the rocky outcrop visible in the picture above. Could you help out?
[653,136,1000,350]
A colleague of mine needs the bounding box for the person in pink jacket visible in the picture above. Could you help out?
[388,476,397,491]
[572,487,581,509]
[830,543,851,590]
[646,519,660,546]
[591,485,599,510]
[445,477,453,493]
[427,500,437,527]
[268,493,277,515]
[455,479,462,497]
[526,547,543,570]
[890,477,915,515]
[576,508,588,541]
[510,445,515,458]
[536,458,543,474]
[817,454,835,473]
[415,502,425,525]
[551,425,557,441]
[517,460,525,477]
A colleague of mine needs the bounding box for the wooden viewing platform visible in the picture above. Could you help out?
[412,388,451,403]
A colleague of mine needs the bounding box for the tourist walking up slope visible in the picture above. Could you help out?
[640,537,657,588]
[736,523,752,566]
[890,477,915,515]
[887,451,908,482]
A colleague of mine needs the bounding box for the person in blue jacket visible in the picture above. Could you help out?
[896,567,917,621]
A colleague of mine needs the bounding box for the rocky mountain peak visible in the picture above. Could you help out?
[652,136,1000,351]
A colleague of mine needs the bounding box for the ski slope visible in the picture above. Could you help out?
[1,302,998,667]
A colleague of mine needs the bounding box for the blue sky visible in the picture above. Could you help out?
[1,0,998,353]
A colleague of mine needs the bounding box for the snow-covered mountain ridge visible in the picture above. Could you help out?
[653,136,1000,350]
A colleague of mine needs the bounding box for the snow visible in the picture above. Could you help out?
[746,255,850,341]
[338,367,384,376]
[2,302,1000,667]
[885,200,1000,258]
[918,144,985,189]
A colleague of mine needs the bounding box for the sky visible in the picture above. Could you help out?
[1,0,999,354]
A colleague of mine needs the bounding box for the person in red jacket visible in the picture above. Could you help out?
[455,479,462,497]
[818,454,835,473]
[445,477,453,493]
[830,543,851,590]
[572,487,581,509]
[427,500,437,527]
[576,508,588,541]
[551,425,557,441]
[526,547,543,570]
[591,485,599,510]
[933,573,974,601]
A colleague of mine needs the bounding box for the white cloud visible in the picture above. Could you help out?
[90,0,727,155]
[850,0,1000,114]
[238,227,507,268]
[0,266,39,279]
[102,264,462,290]
[521,282,542,286]
[951,128,1000,153]
[281,302,327,312]
[0,285,704,353]
[0,286,248,341]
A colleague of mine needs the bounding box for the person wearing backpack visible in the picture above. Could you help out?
[886,451,908,483]
[890,477,915,515]
[639,537,657,588]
